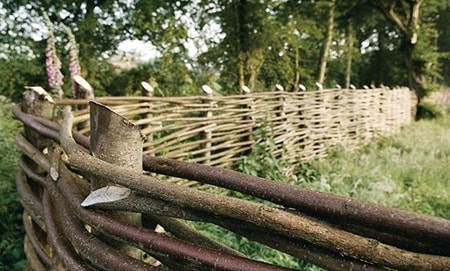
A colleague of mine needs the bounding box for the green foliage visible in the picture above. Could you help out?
[416,102,444,119]
[186,220,324,270]
[237,128,288,182]
[0,0,131,100]
[132,0,190,53]
[295,117,450,219]
[1,0,449,100]
[0,54,47,102]
[107,58,201,97]
[0,97,25,270]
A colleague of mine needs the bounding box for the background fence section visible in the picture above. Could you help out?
[67,87,415,170]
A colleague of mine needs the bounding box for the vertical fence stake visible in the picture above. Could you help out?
[22,87,55,154]
[89,101,143,259]
[141,81,155,147]
[241,85,254,154]
[202,85,213,164]
[21,87,55,269]
[73,75,94,130]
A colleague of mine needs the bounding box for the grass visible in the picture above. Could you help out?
[1,95,449,270]
[293,117,450,219]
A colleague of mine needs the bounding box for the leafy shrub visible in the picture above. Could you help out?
[0,96,25,270]
[416,102,444,119]
[237,128,289,182]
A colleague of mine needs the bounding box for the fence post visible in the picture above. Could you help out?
[22,87,55,153]
[274,84,287,160]
[202,85,213,164]
[141,81,154,98]
[241,85,254,152]
[20,87,55,269]
[141,81,154,148]
[73,75,94,100]
[73,75,94,130]
[88,101,143,259]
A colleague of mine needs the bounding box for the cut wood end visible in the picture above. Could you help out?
[73,75,93,92]
[24,86,55,103]
[275,84,284,91]
[241,85,251,93]
[141,81,154,92]
[202,85,213,95]
[81,185,131,207]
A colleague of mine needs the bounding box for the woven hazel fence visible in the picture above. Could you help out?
[13,85,450,271]
[60,86,415,170]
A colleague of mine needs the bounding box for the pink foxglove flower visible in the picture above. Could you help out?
[44,12,64,98]
[62,23,81,98]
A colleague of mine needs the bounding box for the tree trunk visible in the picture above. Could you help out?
[247,49,265,90]
[316,0,336,85]
[345,21,354,89]
[373,0,426,100]
[402,40,428,102]
[294,45,300,88]
[237,0,248,90]
[238,53,245,89]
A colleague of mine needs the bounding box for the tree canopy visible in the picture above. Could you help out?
[0,0,449,100]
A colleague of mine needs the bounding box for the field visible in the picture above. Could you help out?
[1,96,449,270]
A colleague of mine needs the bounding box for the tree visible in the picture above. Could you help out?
[1,0,447,100]
[369,0,433,100]
[0,0,132,99]
[196,0,275,92]
[344,20,355,89]
[316,0,336,85]
[437,2,450,85]
[131,1,191,59]
[260,0,324,90]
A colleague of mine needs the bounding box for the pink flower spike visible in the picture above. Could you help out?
[43,12,64,98]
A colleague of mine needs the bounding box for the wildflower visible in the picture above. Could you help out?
[43,12,64,98]
[62,23,81,98]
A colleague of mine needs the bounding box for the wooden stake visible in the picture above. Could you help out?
[88,101,143,258]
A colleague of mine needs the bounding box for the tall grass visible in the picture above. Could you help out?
[294,117,450,219]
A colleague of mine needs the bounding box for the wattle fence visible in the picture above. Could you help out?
[64,86,415,170]
[13,85,450,271]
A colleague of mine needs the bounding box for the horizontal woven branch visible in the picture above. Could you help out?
[61,87,415,171]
